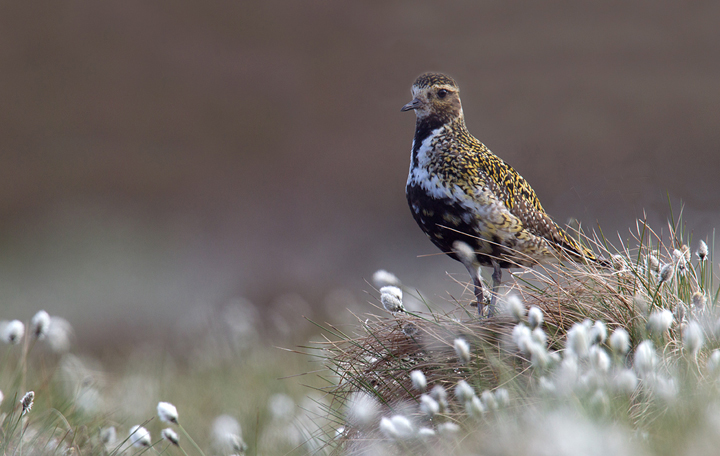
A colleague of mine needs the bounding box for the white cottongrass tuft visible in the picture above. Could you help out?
[129,425,151,448]
[454,338,471,364]
[528,306,543,329]
[697,240,709,261]
[31,310,51,340]
[590,321,607,344]
[494,388,510,407]
[410,370,427,392]
[613,369,638,395]
[157,401,179,424]
[512,323,533,354]
[379,286,404,313]
[454,380,475,403]
[452,241,477,266]
[0,390,3,407]
[589,346,611,374]
[161,428,179,446]
[267,393,295,421]
[212,415,247,453]
[372,269,401,288]
[659,263,673,283]
[683,321,704,356]
[609,328,630,354]
[647,309,673,334]
[417,427,436,440]
[430,385,449,412]
[692,291,706,311]
[380,415,414,440]
[346,392,379,427]
[507,295,525,322]
[633,340,658,377]
[566,323,590,358]
[45,317,73,353]
[20,391,34,416]
[466,395,485,419]
[100,426,116,445]
[480,390,497,411]
[707,350,720,374]
[419,394,440,417]
[437,422,461,436]
[531,327,547,347]
[2,320,25,344]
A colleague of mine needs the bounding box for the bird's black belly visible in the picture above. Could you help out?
[406,183,518,268]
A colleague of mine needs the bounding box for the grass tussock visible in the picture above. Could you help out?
[309,215,720,455]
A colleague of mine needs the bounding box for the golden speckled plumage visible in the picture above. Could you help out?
[403,72,603,316]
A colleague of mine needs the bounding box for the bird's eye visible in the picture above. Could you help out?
[437,89,448,98]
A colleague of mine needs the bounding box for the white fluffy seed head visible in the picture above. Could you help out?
[480,390,497,411]
[697,240,709,261]
[683,320,704,356]
[372,270,401,288]
[707,350,720,374]
[494,388,510,407]
[31,310,51,340]
[528,306,543,329]
[157,401,179,424]
[410,370,427,392]
[380,415,414,440]
[453,338,471,364]
[347,392,379,427]
[512,323,532,354]
[379,286,404,313]
[647,309,674,335]
[161,428,179,446]
[692,292,706,311]
[417,427,436,440]
[609,328,630,354]
[454,380,475,403]
[507,295,525,322]
[100,426,116,445]
[437,422,461,436]
[466,395,485,418]
[20,391,34,416]
[430,384,447,402]
[589,346,611,374]
[452,241,476,266]
[613,369,638,395]
[129,425,151,448]
[566,323,589,358]
[633,340,658,377]
[2,320,25,345]
[531,327,547,347]
[212,415,245,453]
[647,254,660,272]
[419,394,440,417]
[590,321,607,345]
[659,263,673,283]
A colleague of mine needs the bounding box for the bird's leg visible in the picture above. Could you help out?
[488,260,502,317]
[470,265,486,317]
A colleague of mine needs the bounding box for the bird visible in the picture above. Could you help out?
[402,72,605,317]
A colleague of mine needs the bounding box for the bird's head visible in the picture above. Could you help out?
[401,73,463,123]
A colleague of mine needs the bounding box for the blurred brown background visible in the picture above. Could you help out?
[1,1,718,349]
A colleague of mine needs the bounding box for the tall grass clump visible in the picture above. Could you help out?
[308,215,720,455]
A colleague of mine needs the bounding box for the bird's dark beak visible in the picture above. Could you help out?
[401,98,422,112]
